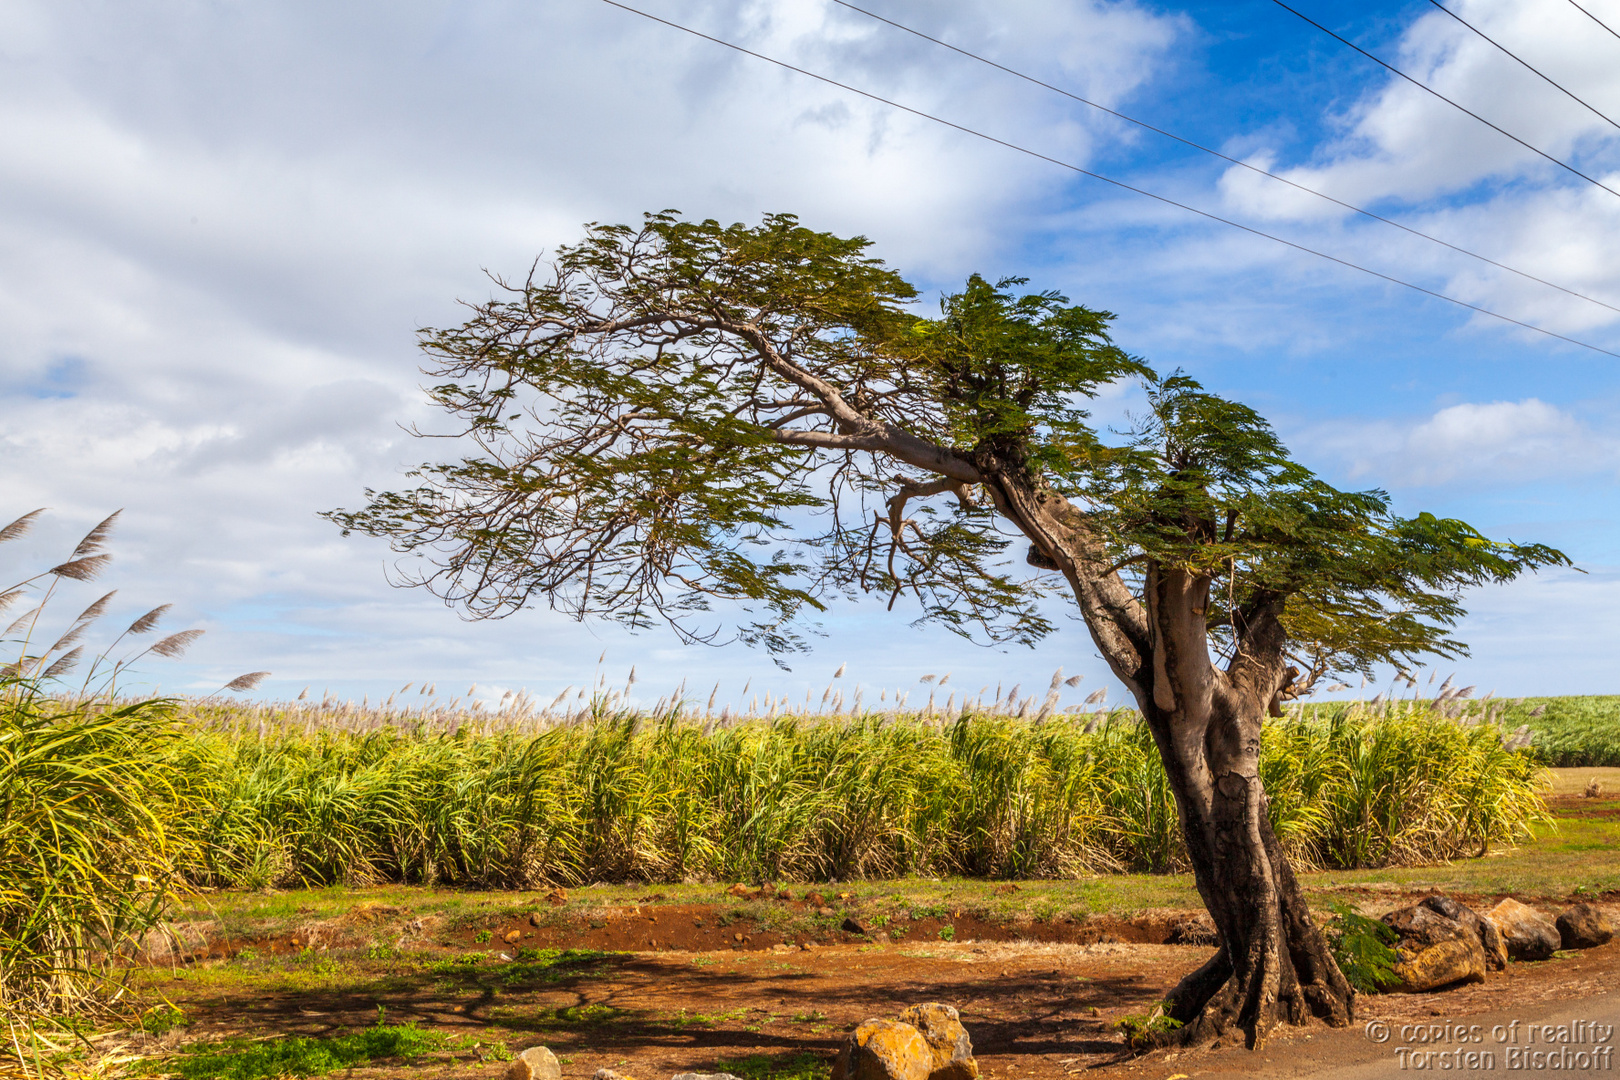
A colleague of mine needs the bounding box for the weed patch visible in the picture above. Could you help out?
[714,1052,830,1080]
[1115,1005,1182,1051]
[139,1004,188,1036]
[531,1004,626,1029]
[667,1007,749,1029]
[147,1023,446,1080]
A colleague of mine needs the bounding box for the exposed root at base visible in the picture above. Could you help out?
[1144,944,1355,1051]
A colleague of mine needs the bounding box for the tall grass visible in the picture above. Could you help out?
[174,700,1547,889]
[0,680,206,1020]
[0,509,217,1056]
[1510,697,1620,767]
[1296,694,1620,768]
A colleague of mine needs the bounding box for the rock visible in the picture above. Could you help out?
[1391,935,1487,992]
[1486,898,1561,961]
[842,917,871,935]
[594,1070,636,1080]
[671,1073,744,1080]
[505,929,523,943]
[545,887,569,906]
[805,892,827,907]
[1418,895,1507,971]
[1383,904,1468,947]
[1382,904,1487,992]
[898,1003,979,1080]
[530,911,545,927]
[1556,903,1614,949]
[507,1045,561,1080]
[834,1020,934,1080]
[819,906,836,918]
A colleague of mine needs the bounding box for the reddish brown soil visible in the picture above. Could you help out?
[446,904,1213,956]
[142,935,1217,1079]
[134,901,1620,1080]
[1546,792,1620,820]
[167,901,1213,965]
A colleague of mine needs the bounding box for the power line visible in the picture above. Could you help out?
[1273,0,1620,202]
[597,0,1620,361]
[1563,0,1620,43]
[829,0,1620,318]
[1426,0,1620,134]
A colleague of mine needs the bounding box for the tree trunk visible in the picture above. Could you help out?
[1132,561,1356,1049]
[997,480,1356,1049]
[1146,700,1356,1047]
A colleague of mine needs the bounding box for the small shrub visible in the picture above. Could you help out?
[1115,1004,1182,1050]
[1324,901,1400,994]
[140,1004,187,1035]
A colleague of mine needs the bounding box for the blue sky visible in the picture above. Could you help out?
[1,0,1616,709]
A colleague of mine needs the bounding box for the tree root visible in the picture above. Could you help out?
[1145,939,1355,1051]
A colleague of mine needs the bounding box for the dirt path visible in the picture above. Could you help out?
[1180,988,1620,1078]
[131,920,1620,1080]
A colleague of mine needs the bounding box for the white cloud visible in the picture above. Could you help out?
[1212,0,1620,338]
[2,0,1613,702]
[0,0,1186,701]
[1444,566,1620,696]
[1303,398,1620,488]
[1223,0,1620,206]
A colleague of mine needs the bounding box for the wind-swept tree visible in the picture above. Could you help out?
[327,212,1568,1047]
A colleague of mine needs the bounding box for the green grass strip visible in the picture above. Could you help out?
[152,1023,446,1080]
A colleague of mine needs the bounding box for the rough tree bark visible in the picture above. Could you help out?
[984,470,1356,1049]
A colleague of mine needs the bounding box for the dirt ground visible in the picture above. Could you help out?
[111,782,1620,1079]
[120,897,1620,1080]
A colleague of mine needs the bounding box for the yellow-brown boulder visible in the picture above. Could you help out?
[1392,936,1486,992]
[899,1003,979,1080]
[834,1020,933,1080]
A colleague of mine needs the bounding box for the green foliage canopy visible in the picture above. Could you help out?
[327,211,1568,687]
